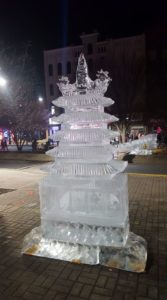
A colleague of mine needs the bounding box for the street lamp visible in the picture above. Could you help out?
[38,97,43,102]
[0,76,7,87]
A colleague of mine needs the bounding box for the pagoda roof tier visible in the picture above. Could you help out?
[53,128,119,144]
[54,111,118,124]
[50,160,128,177]
[46,145,116,162]
[52,94,114,108]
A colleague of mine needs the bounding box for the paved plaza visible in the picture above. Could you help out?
[0,159,167,300]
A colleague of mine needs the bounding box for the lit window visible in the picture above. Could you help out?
[51,106,55,114]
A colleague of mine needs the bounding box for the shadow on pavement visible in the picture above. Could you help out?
[123,154,136,163]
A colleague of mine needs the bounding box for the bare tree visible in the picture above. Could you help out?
[0,43,49,151]
[106,52,146,142]
[2,100,48,151]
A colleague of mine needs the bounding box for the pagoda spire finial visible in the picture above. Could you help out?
[76,53,92,93]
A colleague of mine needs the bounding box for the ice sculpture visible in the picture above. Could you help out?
[114,133,157,158]
[22,54,147,272]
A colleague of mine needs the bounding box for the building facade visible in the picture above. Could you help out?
[44,32,145,106]
[146,23,167,124]
[44,32,146,138]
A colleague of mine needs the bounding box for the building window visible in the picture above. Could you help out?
[98,46,106,54]
[99,56,105,68]
[49,84,54,96]
[75,51,79,57]
[75,61,78,69]
[87,43,93,55]
[57,63,62,76]
[88,59,93,72]
[66,61,71,74]
[48,64,53,76]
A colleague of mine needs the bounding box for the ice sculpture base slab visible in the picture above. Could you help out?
[22,227,147,273]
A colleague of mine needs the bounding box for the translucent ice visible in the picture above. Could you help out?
[22,53,147,272]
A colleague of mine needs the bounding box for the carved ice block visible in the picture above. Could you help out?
[39,173,129,247]
[22,53,147,272]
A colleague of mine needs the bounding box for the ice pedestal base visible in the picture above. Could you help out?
[22,227,147,273]
[41,220,129,247]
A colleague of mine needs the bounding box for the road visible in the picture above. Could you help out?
[125,163,167,175]
[125,160,167,175]
[0,154,167,175]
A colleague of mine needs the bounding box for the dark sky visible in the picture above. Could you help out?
[0,0,167,85]
[0,0,167,50]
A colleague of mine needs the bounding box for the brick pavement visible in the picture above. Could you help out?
[0,166,167,300]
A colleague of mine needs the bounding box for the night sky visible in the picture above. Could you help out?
[0,0,167,49]
[0,0,167,81]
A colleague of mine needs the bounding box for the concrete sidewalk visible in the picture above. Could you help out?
[0,151,53,162]
[0,166,167,300]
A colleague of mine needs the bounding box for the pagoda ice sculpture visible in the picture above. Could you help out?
[22,54,147,272]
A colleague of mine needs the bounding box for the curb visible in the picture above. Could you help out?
[0,152,54,162]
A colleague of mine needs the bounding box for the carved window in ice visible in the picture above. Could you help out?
[59,191,120,215]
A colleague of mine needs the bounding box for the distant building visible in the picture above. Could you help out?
[146,23,167,124]
[44,32,146,137]
[44,32,145,106]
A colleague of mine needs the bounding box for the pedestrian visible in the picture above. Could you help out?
[157,132,162,147]
[164,131,167,146]
[32,139,37,152]
[1,139,5,151]
[3,139,8,151]
[156,126,162,134]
